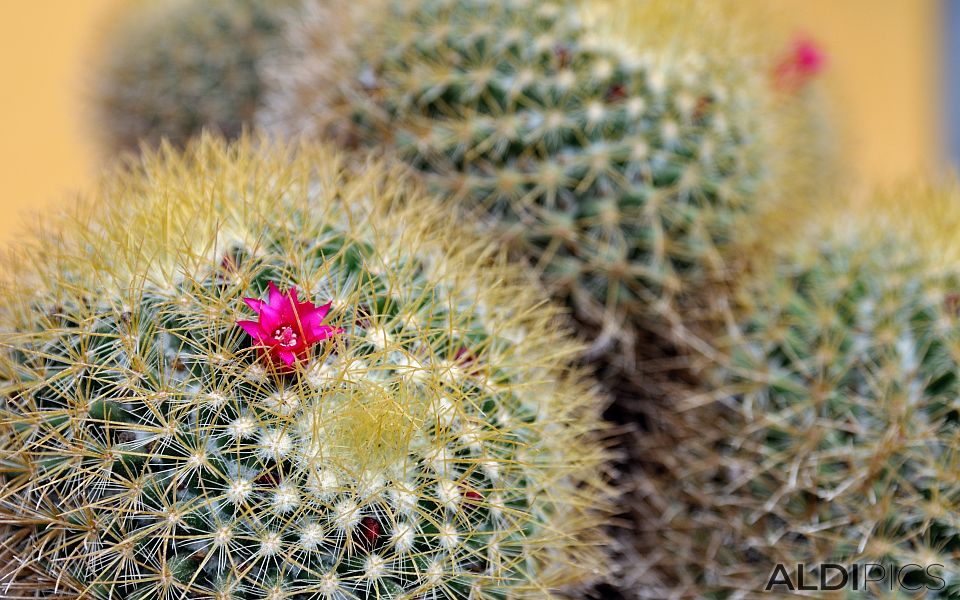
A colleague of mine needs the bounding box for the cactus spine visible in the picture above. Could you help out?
[0,137,612,599]
[628,188,960,597]
[259,0,824,365]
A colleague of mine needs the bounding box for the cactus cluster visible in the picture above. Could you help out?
[0,137,612,599]
[628,194,960,597]
[259,0,823,363]
[95,0,293,154]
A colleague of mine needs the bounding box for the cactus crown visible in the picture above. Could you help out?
[260,0,820,359]
[862,177,960,276]
[95,0,292,154]
[0,137,612,599]
[631,198,960,596]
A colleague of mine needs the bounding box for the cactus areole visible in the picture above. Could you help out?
[259,0,828,362]
[0,137,611,599]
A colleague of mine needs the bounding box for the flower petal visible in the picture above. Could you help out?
[311,325,343,342]
[300,309,325,338]
[258,303,283,334]
[244,297,265,314]
[277,295,301,327]
[238,320,267,342]
[278,349,297,367]
[268,281,285,308]
[311,300,332,321]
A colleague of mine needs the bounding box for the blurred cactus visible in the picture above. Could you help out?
[628,189,960,597]
[0,137,613,598]
[96,0,293,153]
[259,0,827,367]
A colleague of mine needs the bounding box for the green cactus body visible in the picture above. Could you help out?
[632,218,960,597]
[0,138,611,599]
[96,0,293,153]
[260,0,821,360]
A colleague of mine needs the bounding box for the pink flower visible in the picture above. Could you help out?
[238,282,341,370]
[774,36,825,92]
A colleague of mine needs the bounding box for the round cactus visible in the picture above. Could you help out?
[95,0,294,153]
[259,0,825,363]
[0,137,612,599]
[628,195,960,597]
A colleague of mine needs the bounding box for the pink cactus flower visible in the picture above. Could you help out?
[238,282,341,370]
[774,36,825,92]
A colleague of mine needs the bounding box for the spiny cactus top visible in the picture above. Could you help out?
[0,137,612,599]
[259,0,825,360]
[95,0,293,154]
[629,197,960,597]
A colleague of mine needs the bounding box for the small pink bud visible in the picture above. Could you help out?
[255,471,279,487]
[220,253,238,273]
[463,487,483,505]
[773,36,825,93]
[356,516,380,549]
[454,347,482,376]
[605,83,628,102]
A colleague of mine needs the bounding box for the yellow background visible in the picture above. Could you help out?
[0,0,944,242]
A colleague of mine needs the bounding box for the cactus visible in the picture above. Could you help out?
[0,136,613,599]
[628,192,960,597]
[96,0,294,154]
[259,0,825,364]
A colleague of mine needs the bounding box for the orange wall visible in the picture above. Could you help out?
[0,0,945,243]
[0,0,124,241]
